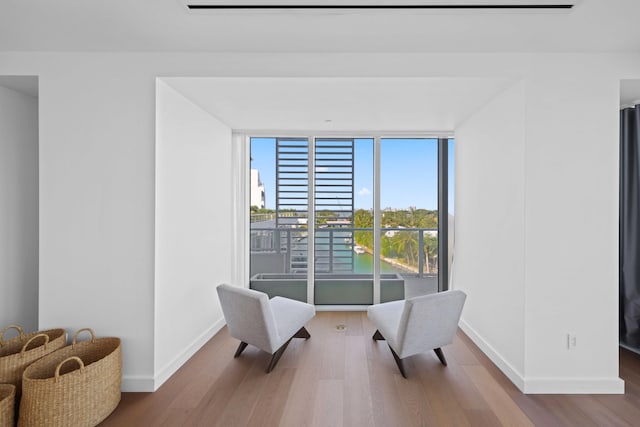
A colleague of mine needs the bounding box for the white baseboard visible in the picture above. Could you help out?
[120,318,226,392]
[459,319,625,394]
[523,377,624,394]
[152,317,226,391]
[121,375,155,392]
[459,319,526,391]
[315,305,369,312]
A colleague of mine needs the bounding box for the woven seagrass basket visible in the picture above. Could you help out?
[0,325,67,396]
[18,328,121,427]
[0,384,15,427]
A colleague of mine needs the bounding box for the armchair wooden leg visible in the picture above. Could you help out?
[234,341,248,358]
[388,345,407,378]
[434,348,447,366]
[372,330,385,341]
[265,327,311,373]
[266,339,292,373]
[293,326,311,339]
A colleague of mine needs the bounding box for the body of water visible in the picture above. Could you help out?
[327,240,406,275]
[353,250,404,274]
[301,233,413,276]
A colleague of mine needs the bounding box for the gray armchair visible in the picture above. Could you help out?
[367,290,466,378]
[216,284,315,373]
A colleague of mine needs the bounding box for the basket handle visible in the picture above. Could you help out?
[55,356,85,382]
[0,324,26,347]
[20,333,49,356]
[72,328,96,348]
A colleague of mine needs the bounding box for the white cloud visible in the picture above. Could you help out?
[358,187,371,196]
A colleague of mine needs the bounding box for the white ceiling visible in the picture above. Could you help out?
[0,1,639,52]
[0,76,38,98]
[163,77,514,131]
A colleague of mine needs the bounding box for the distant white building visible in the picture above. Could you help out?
[384,225,405,238]
[250,169,265,209]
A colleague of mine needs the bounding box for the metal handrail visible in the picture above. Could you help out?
[250,226,438,276]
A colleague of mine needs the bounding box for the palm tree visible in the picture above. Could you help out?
[423,234,439,274]
[391,231,419,266]
[354,209,374,249]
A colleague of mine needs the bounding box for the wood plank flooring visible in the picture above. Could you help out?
[101,312,640,426]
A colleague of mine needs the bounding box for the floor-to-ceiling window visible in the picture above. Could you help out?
[249,135,452,305]
[249,137,310,301]
[314,138,375,304]
[380,138,439,298]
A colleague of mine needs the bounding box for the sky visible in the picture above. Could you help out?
[251,137,454,212]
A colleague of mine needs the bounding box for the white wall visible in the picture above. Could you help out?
[0,52,637,392]
[455,81,527,386]
[523,73,622,392]
[455,69,625,393]
[36,59,156,390]
[0,85,38,332]
[155,80,233,389]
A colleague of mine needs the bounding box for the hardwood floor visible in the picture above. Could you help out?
[101,312,640,426]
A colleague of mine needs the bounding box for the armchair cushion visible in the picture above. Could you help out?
[366,299,404,350]
[396,290,466,358]
[217,284,280,353]
[216,283,315,373]
[270,296,315,350]
[367,290,466,377]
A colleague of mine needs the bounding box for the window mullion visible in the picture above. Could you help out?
[373,137,381,304]
[307,136,315,304]
[438,137,449,292]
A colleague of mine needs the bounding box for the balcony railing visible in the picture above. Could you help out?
[250,226,438,277]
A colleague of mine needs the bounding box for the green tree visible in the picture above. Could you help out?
[391,231,419,266]
[354,209,374,249]
[315,209,335,225]
[423,234,438,273]
[380,235,393,258]
[354,209,373,228]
